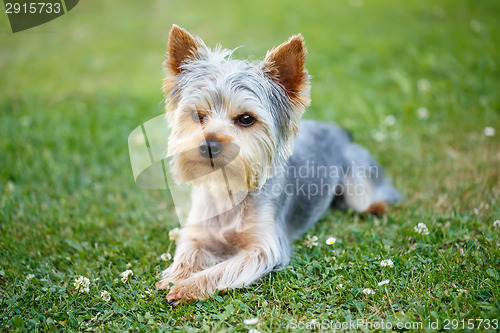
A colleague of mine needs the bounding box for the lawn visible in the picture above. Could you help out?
[1,0,499,331]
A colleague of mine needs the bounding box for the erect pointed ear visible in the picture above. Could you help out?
[165,24,207,75]
[262,34,310,106]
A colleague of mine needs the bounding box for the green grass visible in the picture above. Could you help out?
[1,0,499,331]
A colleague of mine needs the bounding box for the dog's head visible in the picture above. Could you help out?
[163,25,310,192]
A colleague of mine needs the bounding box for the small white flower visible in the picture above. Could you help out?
[121,270,134,283]
[126,262,132,269]
[414,222,430,235]
[470,20,482,33]
[363,288,375,295]
[336,284,344,290]
[384,115,396,126]
[140,288,154,299]
[493,220,500,228]
[325,237,337,245]
[484,127,495,137]
[380,259,394,268]
[417,107,429,119]
[161,253,172,261]
[378,279,390,287]
[248,329,261,333]
[371,130,386,142]
[417,79,431,93]
[169,228,180,241]
[74,276,90,293]
[244,318,259,325]
[100,290,111,302]
[26,274,35,280]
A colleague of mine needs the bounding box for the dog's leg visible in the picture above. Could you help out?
[343,175,394,216]
[156,235,214,290]
[343,175,374,213]
[341,143,403,215]
[166,247,276,305]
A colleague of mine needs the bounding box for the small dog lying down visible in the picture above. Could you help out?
[156,25,402,305]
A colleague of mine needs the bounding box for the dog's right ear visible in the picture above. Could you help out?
[165,24,207,75]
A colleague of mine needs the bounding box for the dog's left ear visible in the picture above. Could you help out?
[166,24,207,75]
[262,34,310,106]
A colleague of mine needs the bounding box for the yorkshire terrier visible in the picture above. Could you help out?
[156,25,402,305]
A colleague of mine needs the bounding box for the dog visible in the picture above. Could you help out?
[156,25,402,306]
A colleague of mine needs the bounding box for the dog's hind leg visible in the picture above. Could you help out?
[340,143,402,215]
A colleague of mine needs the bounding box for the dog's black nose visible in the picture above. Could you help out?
[199,140,222,158]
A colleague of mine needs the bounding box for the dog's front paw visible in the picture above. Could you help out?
[166,279,210,306]
[156,263,195,290]
[155,278,177,290]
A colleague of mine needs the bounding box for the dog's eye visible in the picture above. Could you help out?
[236,114,255,127]
[191,110,205,124]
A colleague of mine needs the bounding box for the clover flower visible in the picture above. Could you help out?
[417,107,429,119]
[304,235,319,248]
[417,79,431,93]
[414,222,430,235]
[101,290,111,302]
[385,115,396,126]
[484,127,495,137]
[161,253,172,261]
[363,288,375,295]
[121,270,134,283]
[244,318,259,325]
[371,130,386,142]
[380,259,394,268]
[169,228,180,241]
[378,279,390,287]
[74,276,90,293]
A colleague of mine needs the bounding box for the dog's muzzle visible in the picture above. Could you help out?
[199,140,222,159]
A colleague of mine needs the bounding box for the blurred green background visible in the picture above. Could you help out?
[1,0,499,331]
[1,0,498,224]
